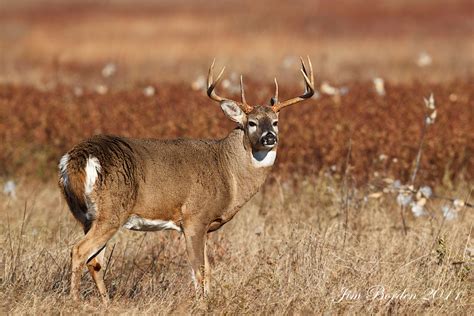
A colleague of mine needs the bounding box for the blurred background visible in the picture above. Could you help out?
[0,0,473,183]
[1,1,473,313]
[2,0,473,85]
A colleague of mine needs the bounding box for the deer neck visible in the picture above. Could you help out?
[219,128,276,203]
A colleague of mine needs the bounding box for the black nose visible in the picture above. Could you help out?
[261,133,277,146]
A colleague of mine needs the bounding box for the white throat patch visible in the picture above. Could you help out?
[251,150,277,168]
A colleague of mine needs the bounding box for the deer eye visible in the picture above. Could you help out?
[248,121,257,127]
[272,121,278,127]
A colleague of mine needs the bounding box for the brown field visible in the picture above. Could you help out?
[1,0,473,314]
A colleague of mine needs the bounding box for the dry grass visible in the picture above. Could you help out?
[1,0,473,314]
[0,177,472,314]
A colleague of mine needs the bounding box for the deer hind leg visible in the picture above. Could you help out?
[87,246,108,303]
[71,220,118,302]
[183,224,210,298]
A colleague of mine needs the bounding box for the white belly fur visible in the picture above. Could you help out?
[123,215,182,232]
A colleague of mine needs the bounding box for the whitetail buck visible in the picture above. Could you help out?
[58,57,314,302]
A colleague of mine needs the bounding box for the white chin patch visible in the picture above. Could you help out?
[123,215,182,232]
[251,150,276,168]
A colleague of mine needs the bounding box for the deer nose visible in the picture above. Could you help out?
[261,132,277,146]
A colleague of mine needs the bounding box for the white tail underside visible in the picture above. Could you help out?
[59,153,69,186]
[85,156,101,195]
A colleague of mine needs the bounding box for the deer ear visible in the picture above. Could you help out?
[220,100,246,125]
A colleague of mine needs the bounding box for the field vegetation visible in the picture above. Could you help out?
[0,0,472,314]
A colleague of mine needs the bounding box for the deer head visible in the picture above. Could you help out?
[207,57,315,152]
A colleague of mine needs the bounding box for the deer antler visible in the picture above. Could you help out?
[207,59,253,114]
[270,78,279,106]
[271,56,315,112]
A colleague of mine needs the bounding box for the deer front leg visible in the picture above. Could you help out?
[204,241,211,296]
[183,224,210,298]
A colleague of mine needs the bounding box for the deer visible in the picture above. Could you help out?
[58,57,315,303]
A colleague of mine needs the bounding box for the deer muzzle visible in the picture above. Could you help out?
[260,132,277,147]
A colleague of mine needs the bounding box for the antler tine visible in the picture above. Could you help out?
[300,69,312,94]
[270,77,279,105]
[272,56,315,112]
[299,56,314,94]
[207,59,226,102]
[207,58,215,88]
[240,75,247,104]
[307,55,314,88]
[300,56,307,75]
[206,59,253,113]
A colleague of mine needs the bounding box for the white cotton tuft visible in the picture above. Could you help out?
[442,205,457,220]
[419,186,432,198]
[3,180,16,199]
[411,203,425,217]
[397,193,412,207]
